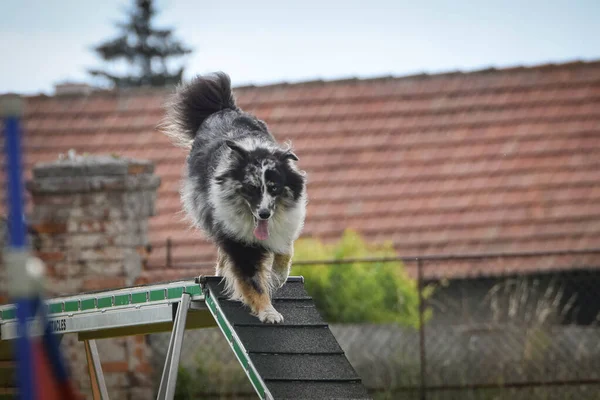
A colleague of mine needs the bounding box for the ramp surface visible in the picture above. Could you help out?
[200,276,370,400]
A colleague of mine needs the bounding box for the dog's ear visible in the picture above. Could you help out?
[280,150,299,162]
[225,140,248,160]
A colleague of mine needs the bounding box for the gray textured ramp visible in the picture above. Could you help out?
[200,276,371,399]
[235,326,342,353]
[252,354,359,380]
[268,381,371,399]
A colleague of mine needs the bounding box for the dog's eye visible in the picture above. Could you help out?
[267,182,280,194]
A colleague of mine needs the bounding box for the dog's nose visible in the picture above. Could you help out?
[258,210,271,220]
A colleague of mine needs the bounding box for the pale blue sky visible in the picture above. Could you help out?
[1,0,599,94]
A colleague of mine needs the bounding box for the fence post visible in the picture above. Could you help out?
[417,258,427,400]
[166,237,172,268]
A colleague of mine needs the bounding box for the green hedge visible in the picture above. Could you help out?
[292,230,428,327]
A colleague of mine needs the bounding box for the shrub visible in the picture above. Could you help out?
[292,229,426,327]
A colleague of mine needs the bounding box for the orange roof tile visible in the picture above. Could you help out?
[2,60,600,278]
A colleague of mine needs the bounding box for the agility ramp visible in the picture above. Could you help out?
[0,277,370,399]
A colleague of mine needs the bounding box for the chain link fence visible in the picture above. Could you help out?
[149,250,600,399]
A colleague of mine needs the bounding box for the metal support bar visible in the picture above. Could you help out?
[417,258,427,400]
[85,340,109,400]
[157,293,191,400]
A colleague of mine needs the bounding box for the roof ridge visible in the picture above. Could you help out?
[233,58,600,90]
[18,58,600,99]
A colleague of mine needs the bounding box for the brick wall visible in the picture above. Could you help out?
[25,155,160,399]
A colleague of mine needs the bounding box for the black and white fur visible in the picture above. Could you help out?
[161,72,307,323]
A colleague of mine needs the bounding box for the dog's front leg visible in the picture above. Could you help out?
[272,247,293,289]
[237,276,283,323]
[225,252,283,323]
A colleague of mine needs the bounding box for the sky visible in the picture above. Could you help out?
[1,0,599,95]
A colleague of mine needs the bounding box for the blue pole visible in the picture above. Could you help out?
[5,115,27,248]
[2,95,36,400]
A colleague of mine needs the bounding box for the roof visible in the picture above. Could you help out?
[2,60,600,279]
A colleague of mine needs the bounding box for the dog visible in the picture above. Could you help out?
[161,72,307,323]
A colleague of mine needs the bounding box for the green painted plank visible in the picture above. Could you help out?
[1,308,16,321]
[114,294,129,307]
[207,297,229,338]
[232,339,249,369]
[81,299,96,311]
[1,281,203,321]
[48,303,63,314]
[149,289,165,302]
[131,292,147,304]
[227,314,264,398]
[185,285,202,296]
[205,293,266,399]
[97,297,112,308]
[64,301,78,312]
[167,287,183,299]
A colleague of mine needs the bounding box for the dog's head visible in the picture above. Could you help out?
[215,140,306,240]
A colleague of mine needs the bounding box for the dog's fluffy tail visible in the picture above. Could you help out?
[160,72,238,148]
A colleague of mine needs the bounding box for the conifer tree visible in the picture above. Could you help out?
[89,0,191,88]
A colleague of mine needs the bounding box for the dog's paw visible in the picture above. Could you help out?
[258,306,284,324]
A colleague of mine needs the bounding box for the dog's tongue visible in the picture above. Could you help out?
[254,220,269,240]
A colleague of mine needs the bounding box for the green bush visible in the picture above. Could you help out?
[292,230,428,327]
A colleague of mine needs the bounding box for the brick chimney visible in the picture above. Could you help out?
[27,154,160,398]
[54,82,93,96]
